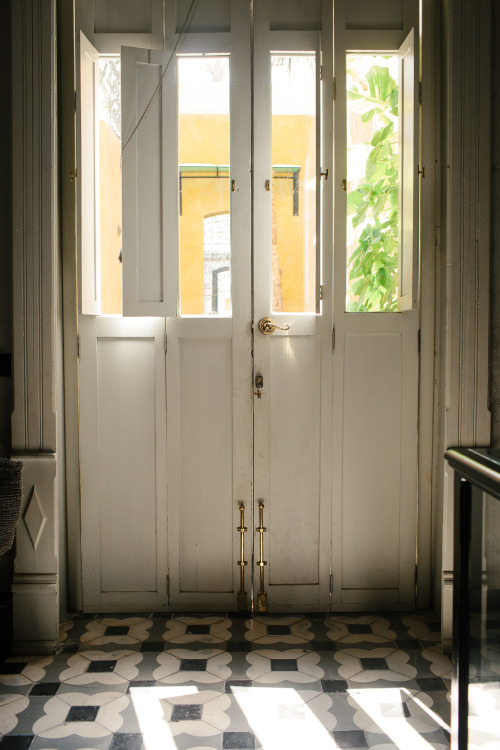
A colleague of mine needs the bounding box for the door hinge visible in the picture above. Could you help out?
[77,335,80,358]
[329,573,334,594]
[414,564,418,586]
[320,64,323,80]
[319,285,324,301]
[164,333,168,353]
[332,77,336,101]
[332,326,336,352]
[417,329,421,355]
[418,81,422,106]
[166,574,170,600]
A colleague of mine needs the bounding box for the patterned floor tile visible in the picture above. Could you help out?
[326,616,397,645]
[246,649,323,684]
[32,691,129,739]
[0,660,54,689]
[163,617,232,645]
[244,616,314,645]
[154,649,231,684]
[0,695,30,736]
[108,732,142,750]
[0,736,34,750]
[0,612,455,750]
[29,732,113,749]
[335,648,417,683]
[80,618,153,647]
[59,652,143,685]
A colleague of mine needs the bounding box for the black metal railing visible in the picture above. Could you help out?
[445,448,500,750]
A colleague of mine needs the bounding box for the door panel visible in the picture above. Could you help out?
[342,331,402,590]
[268,334,321,586]
[79,316,168,611]
[332,312,418,608]
[177,336,234,593]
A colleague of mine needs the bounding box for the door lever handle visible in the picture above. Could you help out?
[258,317,290,335]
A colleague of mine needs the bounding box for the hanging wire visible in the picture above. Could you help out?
[121,0,198,156]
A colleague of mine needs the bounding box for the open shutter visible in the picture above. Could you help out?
[397,28,419,311]
[121,47,178,317]
[78,32,101,315]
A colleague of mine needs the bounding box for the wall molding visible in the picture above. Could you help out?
[440,0,492,643]
[11,0,59,653]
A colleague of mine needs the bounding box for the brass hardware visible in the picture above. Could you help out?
[70,169,78,182]
[254,373,264,399]
[237,504,248,611]
[341,178,347,191]
[231,179,236,191]
[258,317,290,335]
[320,169,329,180]
[265,179,271,191]
[256,501,267,613]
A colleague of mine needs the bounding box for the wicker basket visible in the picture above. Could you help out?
[0,459,23,555]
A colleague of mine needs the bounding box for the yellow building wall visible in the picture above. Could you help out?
[99,113,316,315]
[179,114,230,315]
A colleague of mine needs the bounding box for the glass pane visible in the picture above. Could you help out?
[98,56,123,315]
[468,489,500,749]
[271,54,316,314]
[178,56,231,316]
[346,54,399,312]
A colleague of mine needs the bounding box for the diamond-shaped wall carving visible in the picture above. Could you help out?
[23,486,47,550]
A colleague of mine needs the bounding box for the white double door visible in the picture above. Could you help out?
[78,11,418,613]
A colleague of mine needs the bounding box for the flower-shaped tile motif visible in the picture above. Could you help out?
[0,656,54,687]
[154,649,231,683]
[350,687,447,735]
[246,649,323,683]
[162,689,231,736]
[59,651,142,685]
[421,646,452,679]
[335,648,417,682]
[0,693,30,734]
[245,617,314,644]
[80,617,153,645]
[163,617,231,644]
[58,619,74,644]
[325,616,396,644]
[402,614,441,642]
[32,690,128,738]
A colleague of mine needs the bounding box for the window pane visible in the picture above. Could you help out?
[271,54,316,314]
[346,54,399,312]
[99,57,123,315]
[178,56,231,316]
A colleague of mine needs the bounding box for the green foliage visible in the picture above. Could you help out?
[346,62,398,312]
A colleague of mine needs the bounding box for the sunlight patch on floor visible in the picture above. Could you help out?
[349,687,447,750]
[233,686,338,749]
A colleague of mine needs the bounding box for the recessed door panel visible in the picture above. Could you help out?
[178,337,234,593]
[342,331,402,591]
[269,335,321,586]
[97,336,158,593]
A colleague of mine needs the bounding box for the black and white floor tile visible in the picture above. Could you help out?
[0,613,451,749]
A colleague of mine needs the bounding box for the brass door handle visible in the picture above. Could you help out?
[258,317,290,335]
